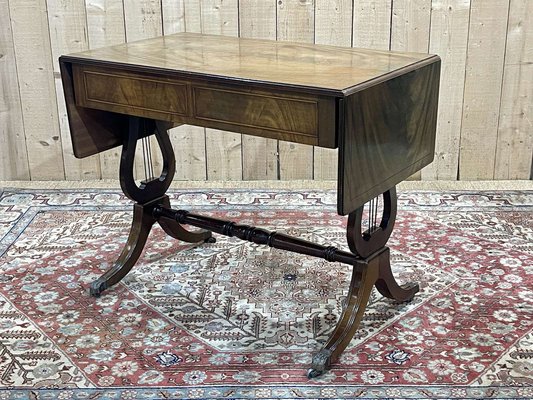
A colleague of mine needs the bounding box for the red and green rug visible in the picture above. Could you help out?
[0,188,531,399]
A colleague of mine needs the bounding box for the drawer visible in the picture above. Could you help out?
[73,65,189,120]
[71,64,336,147]
[193,86,318,138]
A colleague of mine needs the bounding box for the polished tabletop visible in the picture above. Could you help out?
[62,32,438,96]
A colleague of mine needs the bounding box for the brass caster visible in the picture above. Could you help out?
[307,368,323,379]
[89,279,107,297]
[307,348,332,378]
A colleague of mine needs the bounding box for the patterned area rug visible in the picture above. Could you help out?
[0,188,531,399]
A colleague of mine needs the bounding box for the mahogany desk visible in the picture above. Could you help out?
[60,33,440,377]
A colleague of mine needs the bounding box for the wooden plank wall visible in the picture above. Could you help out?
[1,0,531,181]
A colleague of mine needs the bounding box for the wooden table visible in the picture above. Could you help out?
[60,33,440,377]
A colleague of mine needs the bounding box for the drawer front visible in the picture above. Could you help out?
[74,65,189,118]
[72,64,336,147]
[193,87,318,138]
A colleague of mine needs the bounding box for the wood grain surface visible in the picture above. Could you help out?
[353,0,392,49]
[85,0,126,179]
[60,61,129,159]
[239,0,278,180]
[47,0,102,180]
[193,87,317,137]
[312,0,353,181]
[61,32,437,97]
[69,61,337,155]
[276,0,315,181]
[9,0,65,179]
[196,0,243,182]
[0,0,29,180]
[459,0,510,179]
[338,60,440,214]
[422,0,470,180]
[76,65,190,118]
[161,0,206,181]
[494,0,532,179]
[390,0,432,181]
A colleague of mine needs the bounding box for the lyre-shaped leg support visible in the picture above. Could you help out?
[90,117,213,297]
[308,187,419,377]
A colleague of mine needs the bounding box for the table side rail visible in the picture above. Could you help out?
[70,63,337,150]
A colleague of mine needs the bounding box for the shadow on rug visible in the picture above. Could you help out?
[0,188,531,399]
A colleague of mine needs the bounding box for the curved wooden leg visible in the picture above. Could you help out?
[307,186,420,377]
[90,202,156,297]
[375,247,419,301]
[157,196,214,244]
[308,254,379,378]
[91,118,214,296]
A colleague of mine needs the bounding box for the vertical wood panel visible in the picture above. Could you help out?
[200,0,243,181]
[239,0,276,39]
[277,0,315,43]
[183,0,202,32]
[206,130,242,181]
[9,0,65,180]
[0,0,30,180]
[47,0,89,75]
[169,126,208,181]
[391,0,431,53]
[422,0,471,180]
[161,0,186,34]
[175,0,208,180]
[162,0,206,180]
[123,0,164,180]
[313,0,352,180]
[86,0,126,49]
[459,0,510,179]
[353,0,392,49]
[198,0,239,35]
[85,0,126,179]
[277,0,314,180]
[239,0,278,180]
[3,1,531,183]
[48,0,101,180]
[123,0,163,41]
[391,0,431,181]
[494,0,533,179]
[315,0,352,46]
